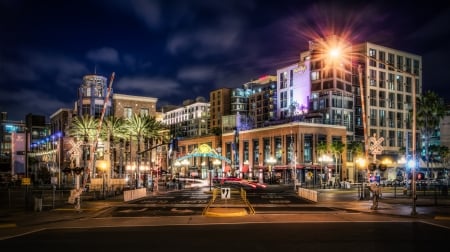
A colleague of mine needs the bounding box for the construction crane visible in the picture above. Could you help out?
[87,72,115,182]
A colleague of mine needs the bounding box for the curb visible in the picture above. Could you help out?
[204,207,248,217]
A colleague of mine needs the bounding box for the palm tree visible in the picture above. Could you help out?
[67,115,99,188]
[125,114,166,188]
[416,90,446,179]
[316,140,328,185]
[438,145,449,170]
[347,141,363,182]
[101,116,126,178]
[142,115,167,183]
[330,140,345,186]
[347,141,363,161]
[125,114,152,188]
[68,115,99,169]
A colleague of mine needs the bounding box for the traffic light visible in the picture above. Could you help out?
[379,164,387,171]
[173,138,178,152]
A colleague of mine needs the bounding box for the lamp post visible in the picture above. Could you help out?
[356,157,366,199]
[319,154,332,188]
[213,159,221,185]
[97,160,108,199]
[181,159,189,179]
[266,156,276,184]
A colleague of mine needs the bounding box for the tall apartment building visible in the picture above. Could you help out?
[246,75,277,128]
[274,36,422,159]
[304,36,355,139]
[209,88,231,131]
[352,41,422,156]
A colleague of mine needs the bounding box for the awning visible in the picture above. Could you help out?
[272,164,322,170]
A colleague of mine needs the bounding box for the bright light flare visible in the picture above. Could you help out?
[329,48,341,58]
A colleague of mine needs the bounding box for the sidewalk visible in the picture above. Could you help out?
[315,187,450,219]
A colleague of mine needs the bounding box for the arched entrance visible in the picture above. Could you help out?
[174,144,231,188]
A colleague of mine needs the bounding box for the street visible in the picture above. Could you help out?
[2,221,449,251]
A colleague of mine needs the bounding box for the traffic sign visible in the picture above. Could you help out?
[221,187,230,199]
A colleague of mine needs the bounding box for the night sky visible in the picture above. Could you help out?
[1,0,449,121]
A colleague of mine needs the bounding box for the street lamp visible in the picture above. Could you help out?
[356,157,366,199]
[266,156,276,184]
[181,159,189,178]
[319,154,333,188]
[97,160,108,199]
[213,159,221,182]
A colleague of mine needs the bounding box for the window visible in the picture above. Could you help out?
[396,75,403,91]
[413,59,420,75]
[379,110,386,126]
[369,70,376,86]
[378,71,386,89]
[279,72,287,89]
[396,55,403,71]
[378,51,386,69]
[124,107,132,119]
[397,131,404,148]
[370,109,377,126]
[405,58,412,73]
[387,53,395,70]
[311,71,320,81]
[388,73,395,90]
[379,91,386,108]
[370,89,377,106]
[140,108,149,116]
[369,48,377,67]
[290,70,294,87]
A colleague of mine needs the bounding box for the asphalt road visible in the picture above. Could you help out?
[2,221,448,252]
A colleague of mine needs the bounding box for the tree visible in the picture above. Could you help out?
[347,141,363,161]
[68,115,99,168]
[67,115,99,187]
[416,90,446,178]
[330,140,345,183]
[125,114,151,188]
[316,140,328,184]
[101,116,126,178]
[124,114,166,188]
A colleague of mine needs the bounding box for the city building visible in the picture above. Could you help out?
[209,88,231,131]
[2,35,439,187]
[162,97,210,138]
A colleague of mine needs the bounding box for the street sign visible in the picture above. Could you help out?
[221,187,230,199]
[22,177,30,185]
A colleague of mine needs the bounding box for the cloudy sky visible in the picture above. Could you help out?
[1,0,449,121]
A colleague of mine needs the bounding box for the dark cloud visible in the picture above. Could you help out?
[1,0,449,121]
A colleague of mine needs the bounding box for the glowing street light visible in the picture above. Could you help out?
[266,156,276,184]
[97,160,108,199]
[318,154,332,188]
